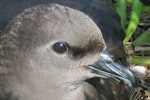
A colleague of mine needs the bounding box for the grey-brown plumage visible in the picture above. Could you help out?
[0,4,106,100]
[0,0,127,66]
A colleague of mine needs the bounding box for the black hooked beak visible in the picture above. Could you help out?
[88,50,137,89]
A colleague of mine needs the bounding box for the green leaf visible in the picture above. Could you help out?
[131,56,150,65]
[123,0,143,44]
[115,0,127,29]
[134,31,150,43]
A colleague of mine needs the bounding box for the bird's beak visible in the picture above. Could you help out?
[88,51,137,89]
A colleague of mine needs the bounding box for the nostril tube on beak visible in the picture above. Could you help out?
[88,50,138,89]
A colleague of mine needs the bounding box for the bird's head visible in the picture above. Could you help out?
[0,3,106,95]
[0,3,137,99]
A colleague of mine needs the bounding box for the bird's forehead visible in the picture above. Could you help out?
[38,4,104,47]
[43,18,102,47]
[10,4,105,50]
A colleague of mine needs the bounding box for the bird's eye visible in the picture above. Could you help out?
[53,42,69,54]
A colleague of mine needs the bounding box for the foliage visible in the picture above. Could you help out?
[115,0,150,66]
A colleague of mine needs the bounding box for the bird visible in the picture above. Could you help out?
[0,4,106,100]
[0,1,132,99]
[0,3,141,100]
[0,0,127,66]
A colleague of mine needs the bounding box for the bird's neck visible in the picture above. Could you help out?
[48,81,86,100]
[4,78,86,100]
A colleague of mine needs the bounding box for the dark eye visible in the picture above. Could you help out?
[53,42,69,54]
